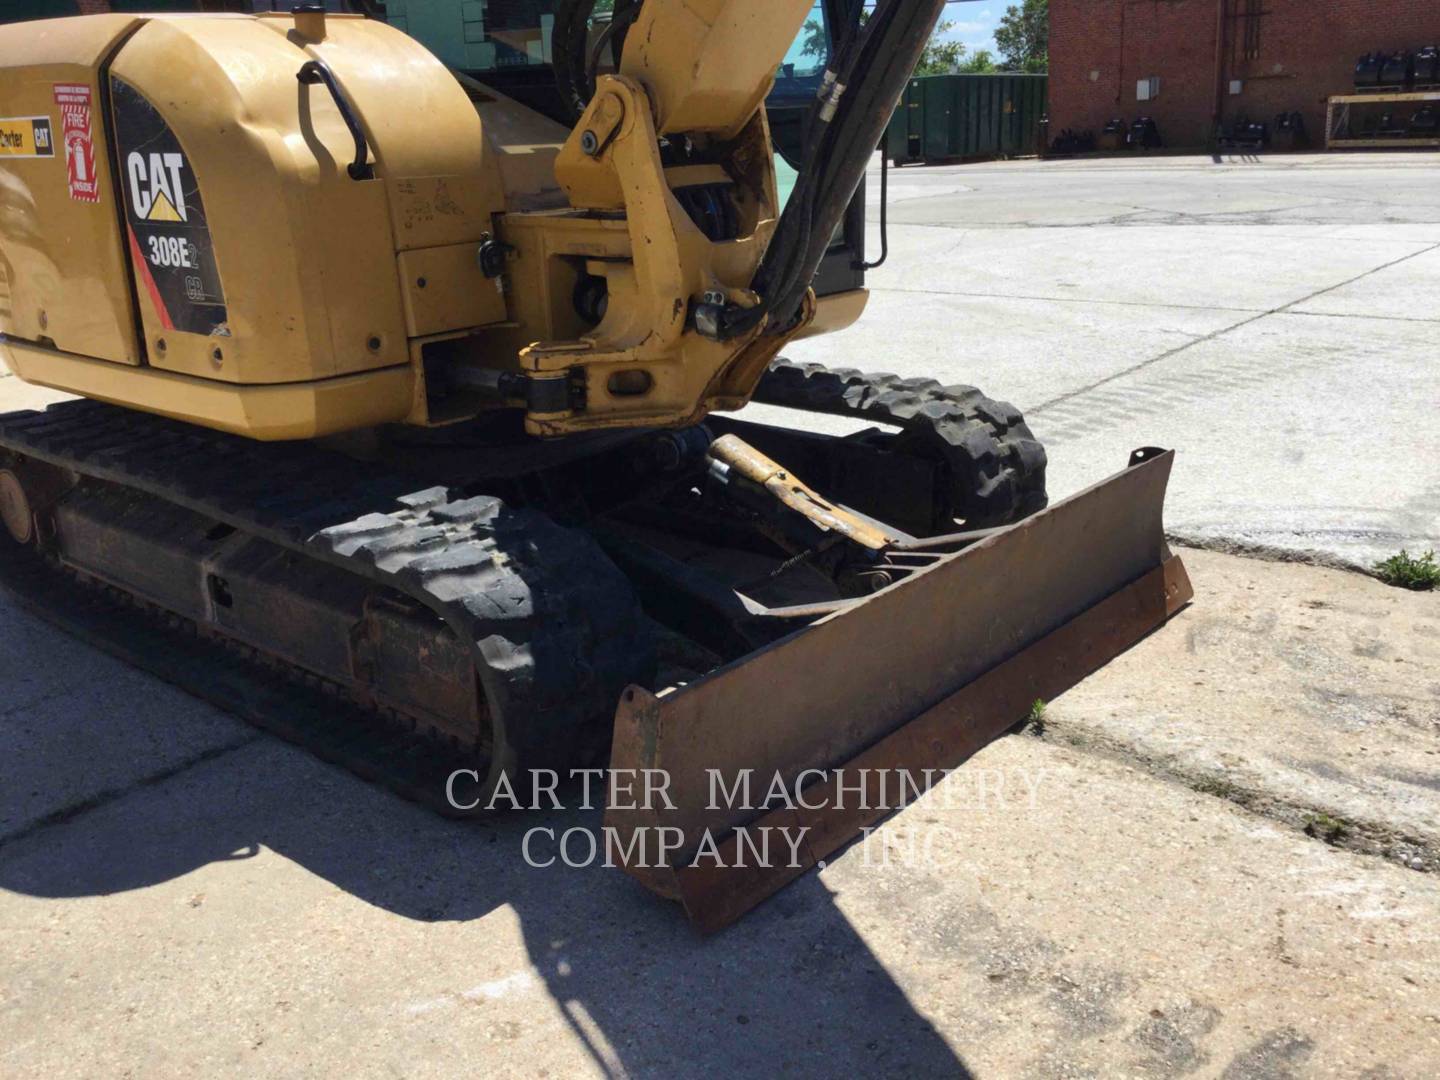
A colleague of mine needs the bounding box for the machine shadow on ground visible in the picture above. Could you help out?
[0,638,972,1077]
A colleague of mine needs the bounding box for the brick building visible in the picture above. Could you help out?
[1049,0,1440,148]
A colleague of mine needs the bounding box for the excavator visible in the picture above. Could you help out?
[0,0,1191,930]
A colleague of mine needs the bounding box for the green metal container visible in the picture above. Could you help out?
[2,1,79,19]
[383,0,526,71]
[3,1,356,23]
[885,73,1048,165]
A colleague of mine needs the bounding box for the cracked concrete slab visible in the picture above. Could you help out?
[768,286,1247,412]
[3,151,1439,1078]
[1289,245,1440,321]
[1046,548,1440,869]
[875,152,1440,229]
[823,734,1440,1079]
[830,218,1438,313]
[2,590,1437,1077]
[1034,310,1440,567]
[0,604,253,842]
[766,153,1440,570]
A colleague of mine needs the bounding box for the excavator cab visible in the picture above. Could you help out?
[384,0,870,311]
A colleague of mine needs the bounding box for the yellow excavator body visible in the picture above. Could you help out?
[0,6,859,439]
[0,4,1189,930]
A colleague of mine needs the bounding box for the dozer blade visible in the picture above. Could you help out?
[607,448,1192,932]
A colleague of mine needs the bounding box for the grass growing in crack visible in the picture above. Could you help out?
[1375,549,1439,591]
[1304,812,1350,844]
[1192,776,1238,799]
[1024,699,1047,737]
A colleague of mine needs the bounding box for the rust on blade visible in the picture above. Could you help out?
[675,554,1192,932]
[606,449,1192,930]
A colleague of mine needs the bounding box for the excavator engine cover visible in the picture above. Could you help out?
[0,13,505,438]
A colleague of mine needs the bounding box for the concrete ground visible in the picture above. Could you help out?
[3,152,1440,1077]
[772,150,1440,570]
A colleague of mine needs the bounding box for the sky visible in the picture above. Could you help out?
[936,0,1006,59]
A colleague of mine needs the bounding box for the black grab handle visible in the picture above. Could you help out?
[296,59,375,180]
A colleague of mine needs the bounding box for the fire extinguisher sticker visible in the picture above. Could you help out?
[53,83,98,203]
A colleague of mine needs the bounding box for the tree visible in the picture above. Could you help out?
[994,0,1048,73]
[914,20,967,75]
[958,49,998,74]
[800,18,828,61]
[802,13,969,77]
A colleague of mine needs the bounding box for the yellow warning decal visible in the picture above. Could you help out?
[0,116,56,158]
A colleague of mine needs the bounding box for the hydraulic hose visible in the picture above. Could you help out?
[723,0,945,339]
[554,0,642,123]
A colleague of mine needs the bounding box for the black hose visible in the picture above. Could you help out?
[554,0,643,124]
[750,6,878,318]
[770,0,942,328]
[586,3,642,94]
[552,0,934,337]
[553,0,595,123]
[721,0,943,339]
[854,143,888,271]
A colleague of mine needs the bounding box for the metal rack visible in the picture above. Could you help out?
[1326,90,1440,149]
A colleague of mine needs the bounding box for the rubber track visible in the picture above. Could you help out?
[0,399,648,809]
[752,358,1048,527]
[0,544,478,814]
